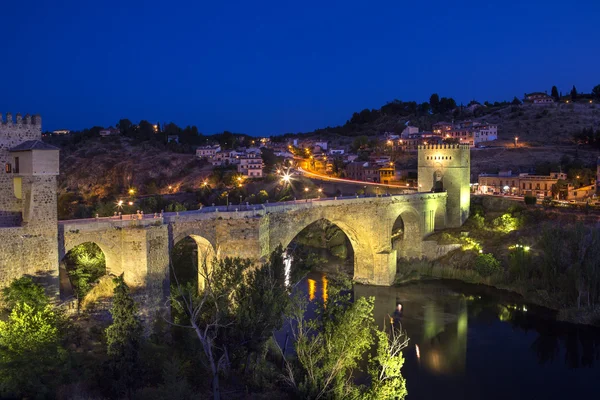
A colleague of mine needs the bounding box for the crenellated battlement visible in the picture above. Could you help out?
[0,112,42,126]
[417,144,470,150]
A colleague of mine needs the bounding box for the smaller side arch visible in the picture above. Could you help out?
[171,232,218,292]
[391,208,422,259]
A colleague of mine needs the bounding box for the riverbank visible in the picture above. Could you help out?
[395,259,600,327]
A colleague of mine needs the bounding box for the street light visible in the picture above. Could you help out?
[282,173,291,183]
[128,188,135,195]
[514,136,519,147]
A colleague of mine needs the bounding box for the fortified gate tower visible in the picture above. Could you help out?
[0,113,60,291]
[417,144,470,227]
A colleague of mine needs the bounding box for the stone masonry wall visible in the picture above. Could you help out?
[0,113,42,225]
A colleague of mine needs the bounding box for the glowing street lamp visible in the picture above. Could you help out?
[128,188,135,195]
[128,201,133,206]
[514,136,519,147]
[202,181,208,187]
[304,187,309,192]
[281,173,291,184]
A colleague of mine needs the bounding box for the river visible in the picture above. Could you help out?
[291,271,600,399]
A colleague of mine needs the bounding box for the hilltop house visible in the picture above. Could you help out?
[99,127,120,137]
[524,92,555,105]
[196,145,221,158]
[238,153,264,177]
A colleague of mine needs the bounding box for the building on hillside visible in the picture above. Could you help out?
[478,171,567,197]
[345,161,380,182]
[524,92,555,105]
[378,166,395,184]
[52,129,70,135]
[167,135,179,144]
[237,153,263,177]
[432,122,453,135]
[568,184,596,200]
[328,149,345,155]
[401,126,420,138]
[196,145,221,158]
[399,133,443,152]
[315,141,329,151]
[99,127,120,137]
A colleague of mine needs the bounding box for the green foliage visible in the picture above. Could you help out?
[365,330,408,400]
[492,213,520,233]
[508,246,533,282]
[64,242,106,299]
[165,202,187,212]
[233,246,290,374]
[469,214,486,230]
[0,302,66,398]
[1,276,48,311]
[524,195,537,205]
[286,276,375,399]
[474,253,502,277]
[106,274,143,394]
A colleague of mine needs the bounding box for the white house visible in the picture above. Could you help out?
[196,145,221,158]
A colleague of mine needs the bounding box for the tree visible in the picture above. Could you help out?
[169,255,251,400]
[233,246,289,374]
[1,276,48,311]
[429,93,440,113]
[474,253,502,277]
[592,84,600,101]
[512,96,522,105]
[138,120,155,141]
[365,329,409,400]
[551,86,560,101]
[0,302,66,398]
[570,85,578,100]
[117,118,133,136]
[105,274,143,395]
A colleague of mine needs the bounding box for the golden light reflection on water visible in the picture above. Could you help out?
[308,279,316,301]
[322,276,328,304]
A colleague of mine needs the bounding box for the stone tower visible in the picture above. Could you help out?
[0,113,60,293]
[417,144,470,228]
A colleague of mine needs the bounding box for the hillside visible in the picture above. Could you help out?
[57,136,211,202]
[308,102,600,146]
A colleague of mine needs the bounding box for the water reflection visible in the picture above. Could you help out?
[352,277,600,399]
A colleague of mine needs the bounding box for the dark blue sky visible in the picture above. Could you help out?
[1,0,599,135]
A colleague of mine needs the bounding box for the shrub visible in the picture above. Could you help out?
[469,214,485,229]
[474,253,502,277]
[1,277,48,311]
[524,195,537,205]
[492,213,520,233]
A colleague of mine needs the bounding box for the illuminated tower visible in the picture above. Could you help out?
[417,144,470,228]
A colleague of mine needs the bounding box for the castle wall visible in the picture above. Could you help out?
[0,114,58,294]
[0,113,42,224]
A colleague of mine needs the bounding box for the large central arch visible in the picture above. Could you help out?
[275,214,375,284]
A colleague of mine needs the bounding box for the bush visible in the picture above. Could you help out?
[474,253,502,277]
[492,213,520,233]
[1,277,48,311]
[524,195,537,205]
[469,214,486,230]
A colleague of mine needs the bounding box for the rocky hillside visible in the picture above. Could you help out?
[470,102,600,145]
[57,136,211,202]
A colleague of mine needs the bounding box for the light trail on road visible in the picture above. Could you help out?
[296,167,417,190]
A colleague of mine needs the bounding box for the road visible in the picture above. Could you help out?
[296,167,416,196]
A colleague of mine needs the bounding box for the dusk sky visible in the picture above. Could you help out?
[1,0,599,135]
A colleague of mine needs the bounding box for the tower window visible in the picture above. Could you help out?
[14,157,19,174]
[5,163,11,173]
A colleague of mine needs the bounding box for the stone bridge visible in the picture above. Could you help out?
[57,193,447,308]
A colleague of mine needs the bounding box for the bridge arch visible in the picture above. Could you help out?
[171,232,217,291]
[275,214,375,284]
[59,241,111,301]
[391,207,422,259]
